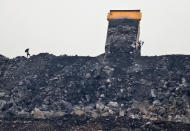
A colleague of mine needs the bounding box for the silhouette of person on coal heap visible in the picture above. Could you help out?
[25,48,30,58]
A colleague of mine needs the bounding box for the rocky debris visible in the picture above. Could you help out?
[108,101,119,108]
[153,100,162,106]
[31,107,65,119]
[0,53,190,125]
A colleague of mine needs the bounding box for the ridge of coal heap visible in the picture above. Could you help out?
[1,18,190,130]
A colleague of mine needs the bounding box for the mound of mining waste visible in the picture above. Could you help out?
[1,18,190,130]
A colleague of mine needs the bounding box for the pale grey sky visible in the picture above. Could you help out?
[0,0,190,58]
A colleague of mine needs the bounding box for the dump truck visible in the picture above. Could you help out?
[105,10,142,59]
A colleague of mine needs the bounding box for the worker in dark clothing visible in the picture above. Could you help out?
[25,48,30,58]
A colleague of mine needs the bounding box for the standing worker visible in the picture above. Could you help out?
[25,48,30,58]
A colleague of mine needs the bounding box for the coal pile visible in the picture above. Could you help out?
[1,18,190,130]
[1,116,190,131]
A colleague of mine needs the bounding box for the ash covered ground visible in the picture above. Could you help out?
[0,19,190,130]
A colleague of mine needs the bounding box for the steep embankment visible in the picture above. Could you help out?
[1,53,190,130]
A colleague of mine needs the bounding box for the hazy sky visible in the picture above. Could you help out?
[0,0,190,58]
